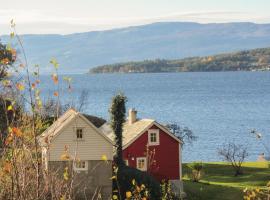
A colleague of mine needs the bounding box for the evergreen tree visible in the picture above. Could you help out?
[109,93,127,166]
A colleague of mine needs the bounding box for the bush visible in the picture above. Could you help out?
[114,164,161,199]
[187,162,203,182]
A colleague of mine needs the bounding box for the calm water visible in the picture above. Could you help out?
[39,72,270,162]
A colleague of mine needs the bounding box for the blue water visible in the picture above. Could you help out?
[39,72,270,162]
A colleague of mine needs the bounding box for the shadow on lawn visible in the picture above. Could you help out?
[183,180,242,200]
[183,163,270,186]
[183,162,270,200]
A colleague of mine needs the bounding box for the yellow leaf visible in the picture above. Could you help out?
[112,195,118,200]
[16,83,25,91]
[50,58,59,69]
[101,155,107,161]
[10,32,15,39]
[7,105,13,111]
[126,191,132,198]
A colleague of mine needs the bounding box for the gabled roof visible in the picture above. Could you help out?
[100,118,182,150]
[38,108,112,146]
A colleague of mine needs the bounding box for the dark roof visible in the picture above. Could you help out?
[82,114,106,128]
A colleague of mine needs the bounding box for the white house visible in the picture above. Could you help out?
[38,108,113,199]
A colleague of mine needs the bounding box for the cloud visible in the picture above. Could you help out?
[0,9,269,34]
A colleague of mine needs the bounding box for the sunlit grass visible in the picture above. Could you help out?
[183,162,270,200]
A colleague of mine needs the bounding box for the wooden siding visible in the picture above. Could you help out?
[47,115,113,161]
[123,124,180,181]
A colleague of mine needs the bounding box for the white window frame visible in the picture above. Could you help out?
[73,160,88,171]
[75,127,84,140]
[124,159,129,166]
[136,157,147,171]
[148,129,160,145]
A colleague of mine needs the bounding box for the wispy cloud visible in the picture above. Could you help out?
[0,9,269,34]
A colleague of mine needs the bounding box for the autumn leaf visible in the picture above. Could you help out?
[1,58,10,65]
[7,105,13,111]
[60,153,70,161]
[50,58,59,69]
[126,191,132,199]
[63,167,69,180]
[16,83,25,91]
[51,74,58,84]
[101,155,108,161]
[31,83,36,89]
[12,127,22,137]
[2,80,11,87]
[53,91,58,97]
[35,80,41,84]
[3,161,12,174]
[5,136,13,145]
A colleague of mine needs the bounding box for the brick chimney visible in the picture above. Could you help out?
[128,108,137,124]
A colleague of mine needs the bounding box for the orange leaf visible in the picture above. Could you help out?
[3,161,12,174]
[31,83,36,89]
[5,136,13,145]
[51,74,58,84]
[12,127,22,137]
[53,92,58,97]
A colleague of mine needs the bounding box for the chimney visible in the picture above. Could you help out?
[128,108,137,124]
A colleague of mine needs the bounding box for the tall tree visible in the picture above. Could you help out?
[109,93,127,166]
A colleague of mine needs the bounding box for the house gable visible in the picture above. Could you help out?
[47,114,113,161]
[122,121,182,150]
[123,124,180,180]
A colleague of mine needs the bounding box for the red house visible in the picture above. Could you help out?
[100,109,183,182]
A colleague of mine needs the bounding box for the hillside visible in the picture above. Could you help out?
[90,48,270,73]
[1,22,270,74]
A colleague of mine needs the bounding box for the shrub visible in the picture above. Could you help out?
[113,164,161,199]
[187,162,203,182]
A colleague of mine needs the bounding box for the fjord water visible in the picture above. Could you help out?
[40,72,270,162]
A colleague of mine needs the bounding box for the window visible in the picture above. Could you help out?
[74,160,88,171]
[76,128,83,139]
[124,159,129,166]
[148,129,160,145]
[136,157,147,171]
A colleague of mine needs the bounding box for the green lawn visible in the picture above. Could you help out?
[182,162,270,200]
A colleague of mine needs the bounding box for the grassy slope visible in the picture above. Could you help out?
[183,162,270,200]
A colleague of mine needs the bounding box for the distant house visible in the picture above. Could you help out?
[100,109,183,188]
[38,108,113,199]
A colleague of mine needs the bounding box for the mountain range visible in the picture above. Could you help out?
[1,22,270,74]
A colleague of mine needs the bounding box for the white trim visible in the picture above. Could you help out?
[148,129,160,145]
[124,159,129,166]
[136,157,147,171]
[179,143,182,180]
[73,160,88,171]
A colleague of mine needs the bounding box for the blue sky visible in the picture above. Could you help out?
[0,0,269,34]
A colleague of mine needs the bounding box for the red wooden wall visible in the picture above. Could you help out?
[122,124,180,181]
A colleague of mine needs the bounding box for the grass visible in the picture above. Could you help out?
[183,162,270,200]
